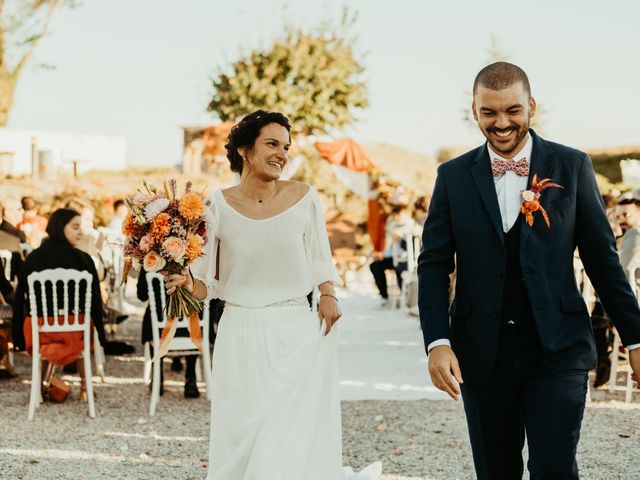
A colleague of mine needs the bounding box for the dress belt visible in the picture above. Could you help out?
[224,297,309,309]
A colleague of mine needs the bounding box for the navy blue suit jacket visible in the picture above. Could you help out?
[417,130,640,385]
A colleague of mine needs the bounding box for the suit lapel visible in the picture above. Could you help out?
[520,130,554,248]
[471,145,504,245]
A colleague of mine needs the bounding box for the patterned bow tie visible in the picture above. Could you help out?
[491,157,529,177]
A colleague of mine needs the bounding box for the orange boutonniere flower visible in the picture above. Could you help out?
[520,174,564,228]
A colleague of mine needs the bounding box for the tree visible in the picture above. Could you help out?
[207,12,368,136]
[0,0,72,126]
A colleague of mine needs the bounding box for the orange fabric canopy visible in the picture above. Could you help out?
[314,139,377,173]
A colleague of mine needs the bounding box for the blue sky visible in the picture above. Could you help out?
[8,0,640,166]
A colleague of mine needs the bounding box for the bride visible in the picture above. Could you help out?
[165,110,382,479]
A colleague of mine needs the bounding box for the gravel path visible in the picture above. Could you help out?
[1,297,638,479]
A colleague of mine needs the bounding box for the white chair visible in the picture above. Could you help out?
[572,256,597,313]
[400,234,422,311]
[384,269,402,309]
[608,329,634,403]
[0,248,11,280]
[573,256,596,403]
[145,272,212,416]
[27,268,96,420]
[93,330,106,381]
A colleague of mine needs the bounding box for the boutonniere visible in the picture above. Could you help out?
[520,174,564,228]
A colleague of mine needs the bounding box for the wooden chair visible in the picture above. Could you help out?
[145,272,212,416]
[27,268,96,420]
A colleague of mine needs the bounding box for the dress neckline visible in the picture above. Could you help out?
[217,188,312,222]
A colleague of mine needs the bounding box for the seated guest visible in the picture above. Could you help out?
[591,190,640,387]
[107,199,128,234]
[64,198,105,258]
[17,196,48,248]
[413,196,430,228]
[0,201,27,281]
[369,204,416,306]
[11,208,106,399]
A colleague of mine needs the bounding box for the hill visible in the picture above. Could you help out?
[363,143,437,197]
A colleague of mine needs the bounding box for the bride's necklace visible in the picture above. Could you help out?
[238,185,276,204]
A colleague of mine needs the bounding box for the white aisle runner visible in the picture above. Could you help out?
[336,276,449,401]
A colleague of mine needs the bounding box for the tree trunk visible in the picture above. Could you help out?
[0,67,14,127]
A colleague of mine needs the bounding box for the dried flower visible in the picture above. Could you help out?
[144,198,170,221]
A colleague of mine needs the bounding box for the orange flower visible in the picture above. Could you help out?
[143,250,166,272]
[179,192,205,221]
[185,234,203,262]
[520,175,564,229]
[150,212,171,242]
[122,212,138,237]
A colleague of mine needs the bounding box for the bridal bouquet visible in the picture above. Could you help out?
[121,179,208,349]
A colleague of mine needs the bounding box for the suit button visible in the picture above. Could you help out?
[497,273,504,281]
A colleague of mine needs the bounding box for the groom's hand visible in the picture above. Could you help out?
[630,349,640,387]
[428,345,463,400]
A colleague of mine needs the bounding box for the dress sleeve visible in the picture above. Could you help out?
[304,188,343,286]
[190,194,220,302]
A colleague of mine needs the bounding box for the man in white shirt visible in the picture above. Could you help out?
[418,62,640,480]
[369,204,416,306]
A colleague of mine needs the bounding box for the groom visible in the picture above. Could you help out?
[418,61,640,479]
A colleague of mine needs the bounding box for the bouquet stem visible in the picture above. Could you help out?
[167,284,203,319]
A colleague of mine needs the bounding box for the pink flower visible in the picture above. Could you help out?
[139,234,154,253]
[143,250,166,272]
[162,236,186,261]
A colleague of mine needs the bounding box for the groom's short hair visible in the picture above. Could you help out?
[473,62,531,97]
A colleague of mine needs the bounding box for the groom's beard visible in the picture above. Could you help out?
[484,123,529,157]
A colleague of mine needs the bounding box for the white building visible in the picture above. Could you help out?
[0,128,126,178]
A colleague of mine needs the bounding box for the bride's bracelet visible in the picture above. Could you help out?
[320,293,339,302]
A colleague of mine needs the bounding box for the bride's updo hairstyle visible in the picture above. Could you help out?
[225,110,291,174]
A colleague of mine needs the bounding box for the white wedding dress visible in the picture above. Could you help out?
[189,187,382,480]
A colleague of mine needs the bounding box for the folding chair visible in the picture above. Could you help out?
[27,268,96,420]
[144,272,212,416]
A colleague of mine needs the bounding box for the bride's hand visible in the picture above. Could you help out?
[318,294,341,336]
[164,268,194,295]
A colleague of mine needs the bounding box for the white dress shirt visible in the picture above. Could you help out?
[491,134,533,232]
[427,134,639,352]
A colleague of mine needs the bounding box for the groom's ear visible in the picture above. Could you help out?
[471,101,478,122]
[528,97,537,119]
